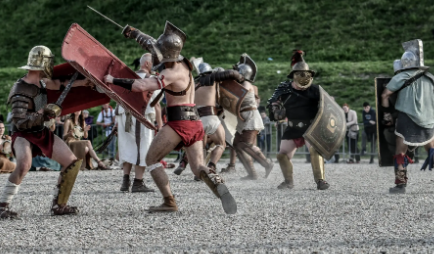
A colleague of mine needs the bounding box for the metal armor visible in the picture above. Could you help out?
[125,21,186,71]
[7,80,47,131]
[234,53,257,82]
[199,62,212,74]
[19,46,54,79]
[397,39,429,73]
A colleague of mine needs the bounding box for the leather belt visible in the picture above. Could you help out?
[197,106,218,117]
[166,106,199,121]
[287,119,313,128]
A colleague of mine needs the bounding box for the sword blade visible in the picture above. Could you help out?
[56,72,79,106]
[87,5,124,29]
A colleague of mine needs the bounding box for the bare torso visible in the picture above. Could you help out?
[195,84,216,107]
[159,61,195,106]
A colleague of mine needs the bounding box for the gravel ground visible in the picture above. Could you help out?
[1,159,434,253]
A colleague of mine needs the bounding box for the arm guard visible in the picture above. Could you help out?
[10,95,45,130]
[197,70,245,87]
[112,78,135,91]
[122,25,156,51]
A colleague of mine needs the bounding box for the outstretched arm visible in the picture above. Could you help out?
[104,74,161,92]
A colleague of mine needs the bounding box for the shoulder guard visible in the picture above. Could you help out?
[267,80,292,105]
[7,79,39,105]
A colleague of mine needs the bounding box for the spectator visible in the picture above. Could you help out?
[342,103,360,163]
[362,102,376,164]
[0,122,15,173]
[96,103,116,162]
[54,116,64,138]
[83,110,97,143]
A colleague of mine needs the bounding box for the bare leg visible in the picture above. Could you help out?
[123,162,133,175]
[8,138,33,185]
[134,165,145,179]
[145,125,181,197]
[50,135,77,184]
[184,141,209,176]
[207,124,226,167]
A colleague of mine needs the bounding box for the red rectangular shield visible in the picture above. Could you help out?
[47,62,110,116]
[61,23,155,130]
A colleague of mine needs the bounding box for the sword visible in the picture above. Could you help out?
[87,6,123,29]
[45,72,79,117]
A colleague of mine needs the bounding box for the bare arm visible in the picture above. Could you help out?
[381,89,394,108]
[43,78,91,90]
[154,103,163,130]
[83,124,89,139]
[63,119,71,140]
[103,75,161,92]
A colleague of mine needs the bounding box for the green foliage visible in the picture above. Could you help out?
[1,0,434,120]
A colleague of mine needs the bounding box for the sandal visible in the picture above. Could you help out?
[97,161,109,170]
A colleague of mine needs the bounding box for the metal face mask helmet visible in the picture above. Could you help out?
[397,39,429,72]
[234,53,257,82]
[152,21,187,71]
[19,45,54,79]
[288,50,315,89]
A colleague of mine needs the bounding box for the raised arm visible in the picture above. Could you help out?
[104,74,161,92]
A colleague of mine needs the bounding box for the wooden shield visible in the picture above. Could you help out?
[375,77,396,167]
[47,62,110,116]
[303,86,346,160]
[61,23,156,130]
[218,80,248,121]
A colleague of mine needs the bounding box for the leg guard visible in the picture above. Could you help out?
[235,148,258,180]
[421,148,434,171]
[52,159,82,215]
[276,153,293,183]
[309,146,325,182]
[199,170,237,214]
[55,159,83,206]
[0,180,20,204]
[235,141,274,178]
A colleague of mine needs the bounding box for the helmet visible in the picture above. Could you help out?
[213,67,225,72]
[234,53,257,82]
[288,50,315,89]
[396,39,429,73]
[198,62,212,74]
[19,46,54,79]
[393,59,402,74]
[152,21,186,70]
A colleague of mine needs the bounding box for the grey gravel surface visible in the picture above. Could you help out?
[1,159,434,253]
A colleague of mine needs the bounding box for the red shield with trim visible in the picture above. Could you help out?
[61,23,155,130]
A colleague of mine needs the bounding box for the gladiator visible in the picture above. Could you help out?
[381,40,434,193]
[268,50,330,190]
[228,54,273,180]
[104,21,237,214]
[174,62,227,179]
[0,46,90,219]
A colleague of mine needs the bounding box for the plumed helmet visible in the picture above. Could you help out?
[234,53,257,82]
[288,50,315,78]
[288,50,315,89]
[19,45,54,79]
[152,21,186,70]
[198,62,212,74]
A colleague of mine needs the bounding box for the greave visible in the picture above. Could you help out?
[276,153,293,183]
[235,148,258,178]
[309,146,325,182]
[54,159,83,206]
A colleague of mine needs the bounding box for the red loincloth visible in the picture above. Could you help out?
[293,137,305,148]
[12,128,55,158]
[166,120,204,151]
